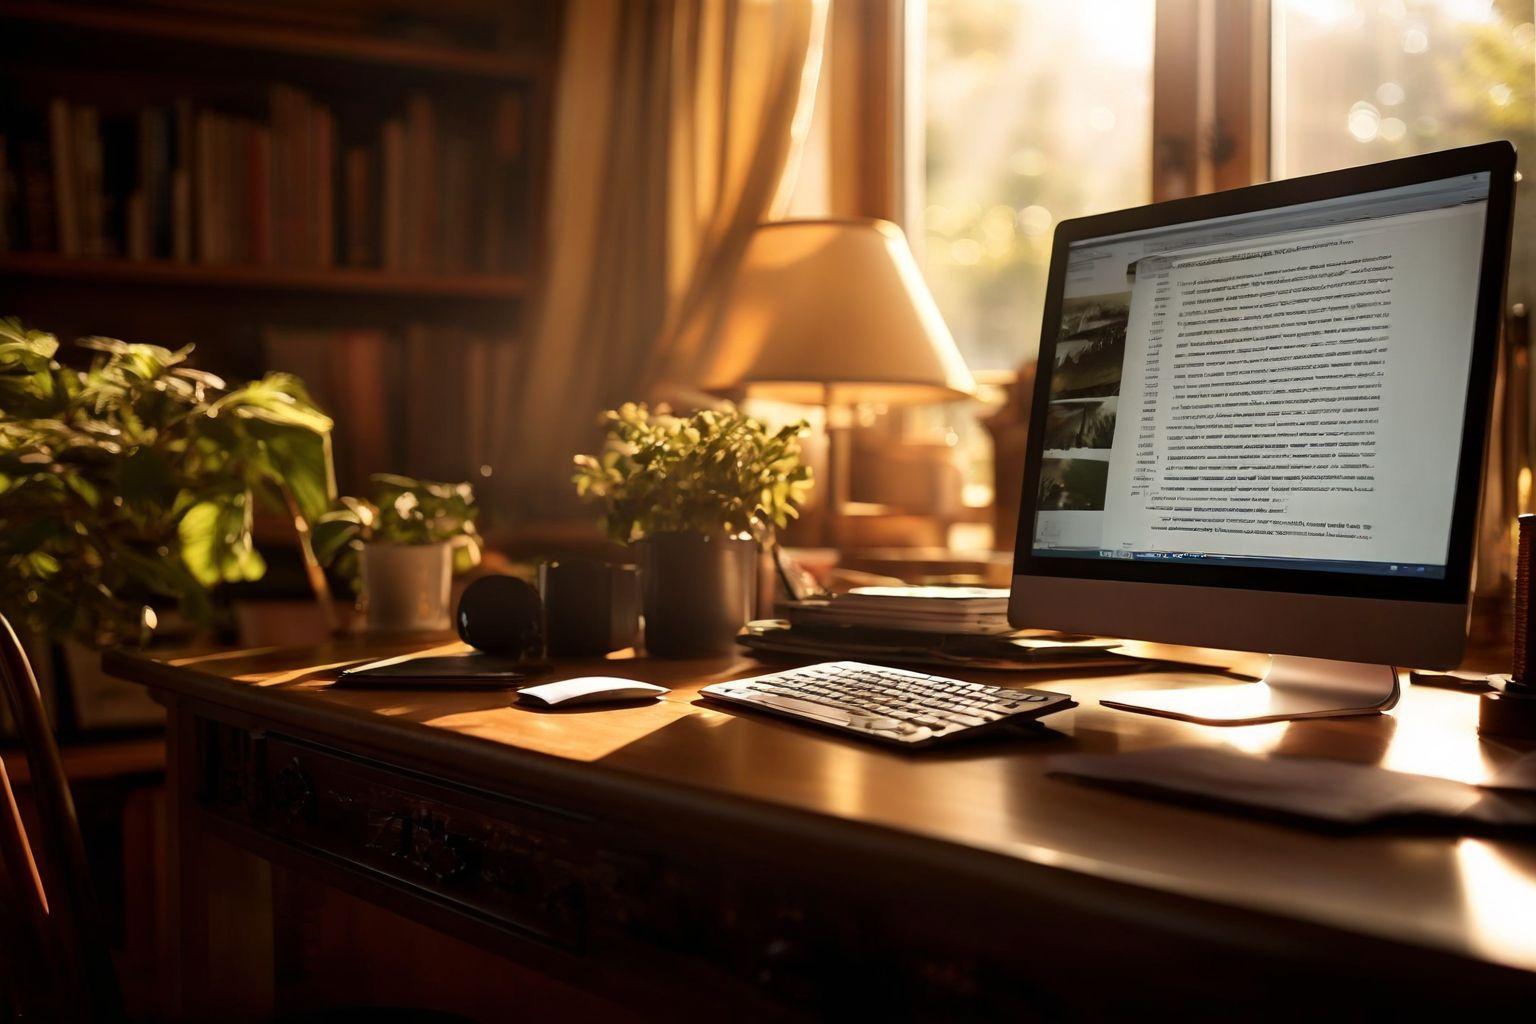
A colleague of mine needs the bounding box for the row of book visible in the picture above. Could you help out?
[0,86,531,273]
[262,325,522,504]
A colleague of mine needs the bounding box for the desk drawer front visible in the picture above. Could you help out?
[195,720,587,951]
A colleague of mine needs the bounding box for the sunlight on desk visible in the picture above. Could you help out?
[169,646,281,667]
[1457,839,1536,965]
[1213,721,1289,755]
[1379,685,1496,784]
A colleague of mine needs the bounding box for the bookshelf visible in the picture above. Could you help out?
[0,0,558,500]
[0,8,559,976]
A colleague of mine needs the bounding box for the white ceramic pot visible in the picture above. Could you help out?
[358,541,453,633]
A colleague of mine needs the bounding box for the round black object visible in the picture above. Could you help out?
[455,575,544,658]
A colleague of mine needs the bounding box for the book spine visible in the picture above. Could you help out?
[269,85,293,266]
[314,105,334,268]
[194,109,215,262]
[230,117,245,263]
[152,107,173,259]
[48,98,78,257]
[295,90,313,267]
[19,137,56,253]
[75,106,106,259]
[403,94,437,273]
[380,118,404,272]
[172,99,193,262]
[126,189,148,261]
[344,144,372,267]
[134,111,151,258]
[250,124,272,264]
[491,90,528,272]
[441,133,469,274]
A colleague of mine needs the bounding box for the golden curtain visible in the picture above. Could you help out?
[502,0,827,520]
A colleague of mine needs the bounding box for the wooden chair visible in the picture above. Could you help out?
[0,613,123,1022]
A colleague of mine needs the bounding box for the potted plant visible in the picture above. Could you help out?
[0,318,336,646]
[573,403,812,656]
[313,474,483,633]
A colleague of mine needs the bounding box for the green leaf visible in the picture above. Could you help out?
[246,418,336,524]
[311,514,363,566]
[177,496,266,587]
[0,318,65,416]
[216,374,334,435]
[105,538,215,627]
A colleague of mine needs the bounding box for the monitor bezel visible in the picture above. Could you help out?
[1011,141,1517,604]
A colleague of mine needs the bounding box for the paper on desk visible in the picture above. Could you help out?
[1048,747,1536,833]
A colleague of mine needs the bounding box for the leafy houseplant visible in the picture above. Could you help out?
[573,403,812,655]
[0,318,336,646]
[313,474,483,632]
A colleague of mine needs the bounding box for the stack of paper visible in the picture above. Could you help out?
[786,586,1012,636]
[739,585,1140,672]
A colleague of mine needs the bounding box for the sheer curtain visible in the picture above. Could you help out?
[500,0,827,521]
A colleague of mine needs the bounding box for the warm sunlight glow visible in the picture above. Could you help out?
[169,646,280,667]
[1455,839,1536,966]
[1378,687,1494,783]
[1215,721,1290,756]
[922,0,1154,371]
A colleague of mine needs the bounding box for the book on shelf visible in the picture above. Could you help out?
[263,326,396,496]
[3,85,532,276]
[263,325,517,499]
[402,324,520,484]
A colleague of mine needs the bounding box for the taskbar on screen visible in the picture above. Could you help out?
[1030,547,1446,580]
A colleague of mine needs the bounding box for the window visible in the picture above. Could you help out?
[910,0,1155,520]
[906,0,1531,534]
[1273,0,1534,302]
[917,0,1157,373]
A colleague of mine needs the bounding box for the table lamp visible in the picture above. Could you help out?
[701,218,976,546]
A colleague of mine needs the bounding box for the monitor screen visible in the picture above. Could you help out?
[1029,170,1493,581]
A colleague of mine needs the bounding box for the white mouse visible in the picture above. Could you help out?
[516,676,670,708]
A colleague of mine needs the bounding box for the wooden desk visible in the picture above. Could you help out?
[106,641,1536,1019]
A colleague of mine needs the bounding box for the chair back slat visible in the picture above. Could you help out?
[0,615,123,1021]
[0,749,59,1018]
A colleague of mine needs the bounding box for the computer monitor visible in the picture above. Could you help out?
[1009,142,1517,725]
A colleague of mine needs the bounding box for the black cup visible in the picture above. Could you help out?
[538,559,640,656]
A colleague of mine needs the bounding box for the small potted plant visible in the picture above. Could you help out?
[313,474,482,633]
[573,403,812,656]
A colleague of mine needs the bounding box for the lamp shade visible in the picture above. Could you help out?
[700,218,976,405]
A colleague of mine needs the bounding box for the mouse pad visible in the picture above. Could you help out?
[333,653,548,689]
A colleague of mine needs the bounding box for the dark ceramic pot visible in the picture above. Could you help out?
[635,532,756,657]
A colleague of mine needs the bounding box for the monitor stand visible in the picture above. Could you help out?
[1100,655,1400,726]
